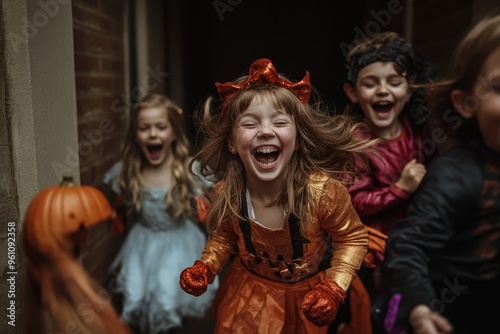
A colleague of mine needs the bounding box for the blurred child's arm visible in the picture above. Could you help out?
[409,304,453,334]
[381,150,481,332]
[349,171,411,217]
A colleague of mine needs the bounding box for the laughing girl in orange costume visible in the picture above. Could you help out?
[179,58,378,333]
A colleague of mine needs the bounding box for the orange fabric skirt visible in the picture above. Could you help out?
[212,259,328,334]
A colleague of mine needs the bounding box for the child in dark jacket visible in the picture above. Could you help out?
[381,11,500,334]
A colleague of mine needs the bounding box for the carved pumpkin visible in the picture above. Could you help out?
[23,175,132,334]
[24,174,113,255]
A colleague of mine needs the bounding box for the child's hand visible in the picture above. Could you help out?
[409,304,453,334]
[179,260,214,296]
[301,277,346,327]
[395,159,426,194]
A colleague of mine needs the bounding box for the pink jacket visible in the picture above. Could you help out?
[348,117,427,235]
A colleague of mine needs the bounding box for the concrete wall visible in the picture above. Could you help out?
[28,0,80,188]
[0,0,78,332]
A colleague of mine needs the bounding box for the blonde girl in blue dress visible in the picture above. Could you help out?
[104,93,218,333]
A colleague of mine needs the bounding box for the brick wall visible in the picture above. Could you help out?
[73,0,127,186]
[72,0,128,283]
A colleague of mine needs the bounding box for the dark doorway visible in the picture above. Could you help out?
[173,0,407,146]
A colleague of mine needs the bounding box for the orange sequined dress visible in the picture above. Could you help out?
[201,175,368,334]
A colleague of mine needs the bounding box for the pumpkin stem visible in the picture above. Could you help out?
[61,173,76,186]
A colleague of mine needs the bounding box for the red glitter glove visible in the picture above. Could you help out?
[179,260,215,296]
[301,277,346,327]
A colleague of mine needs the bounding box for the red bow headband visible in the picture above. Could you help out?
[215,58,311,108]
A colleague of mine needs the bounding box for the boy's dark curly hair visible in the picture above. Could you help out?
[345,32,436,126]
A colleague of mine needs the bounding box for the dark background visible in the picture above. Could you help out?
[180,1,364,113]
[156,0,478,146]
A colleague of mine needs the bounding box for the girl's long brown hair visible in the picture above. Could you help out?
[194,84,378,235]
[119,93,200,217]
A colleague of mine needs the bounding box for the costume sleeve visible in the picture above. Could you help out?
[200,219,238,276]
[380,149,482,325]
[349,167,409,217]
[199,183,238,276]
[320,179,368,291]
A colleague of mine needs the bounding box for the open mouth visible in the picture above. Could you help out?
[253,146,280,167]
[147,144,163,160]
[372,102,394,113]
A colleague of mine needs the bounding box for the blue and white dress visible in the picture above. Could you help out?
[104,161,218,334]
